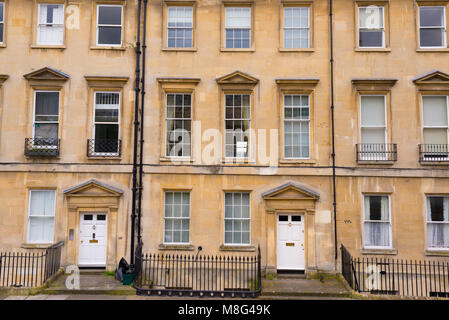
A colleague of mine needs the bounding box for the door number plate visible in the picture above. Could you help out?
[286,243,295,247]
[89,240,98,243]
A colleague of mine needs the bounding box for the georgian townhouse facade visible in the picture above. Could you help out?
[0,0,448,276]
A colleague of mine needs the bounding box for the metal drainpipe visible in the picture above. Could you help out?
[329,0,338,262]
[137,0,148,246]
[130,0,142,266]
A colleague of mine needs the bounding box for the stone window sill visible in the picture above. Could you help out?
[160,157,193,164]
[279,159,316,165]
[21,243,53,249]
[416,48,449,52]
[162,47,197,52]
[355,48,391,52]
[361,248,398,255]
[158,244,195,251]
[219,244,256,252]
[220,48,255,52]
[87,156,122,160]
[425,249,449,257]
[90,46,126,51]
[279,48,315,52]
[357,160,396,165]
[31,45,66,50]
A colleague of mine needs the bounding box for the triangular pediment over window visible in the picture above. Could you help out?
[216,71,259,86]
[24,67,70,82]
[413,70,449,85]
[64,179,123,197]
[262,182,320,200]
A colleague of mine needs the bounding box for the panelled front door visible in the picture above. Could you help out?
[277,214,305,270]
[79,213,107,267]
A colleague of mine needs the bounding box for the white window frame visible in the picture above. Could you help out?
[224,192,251,246]
[27,190,56,244]
[92,91,121,156]
[165,93,192,159]
[225,6,251,49]
[283,94,310,159]
[167,6,194,48]
[360,94,388,160]
[418,6,447,49]
[224,93,251,160]
[96,4,123,47]
[163,191,191,245]
[422,95,449,144]
[37,3,65,46]
[32,90,60,149]
[283,6,310,49]
[426,196,449,250]
[0,2,5,44]
[363,194,392,249]
[358,6,385,48]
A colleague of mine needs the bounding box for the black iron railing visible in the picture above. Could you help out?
[24,138,60,157]
[341,245,449,298]
[419,144,449,162]
[134,245,262,298]
[87,139,121,157]
[356,144,397,162]
[0,241,64,288]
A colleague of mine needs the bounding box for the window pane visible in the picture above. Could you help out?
[98,26,122,45]
[29,217,54,243]
[427,224,449,248]
[420,6,444,27]
[39,4,64,24]
[0,24,3,43]
[423,96,448,127]
[428,197,445,221]
[420,29,444,47]
[35,92,59,117]
[359,7,384,28]
[359,30,383,47]
[364,222,390,247]
[226,7,251,28]
[364,195,389,221]
[0,3,3,22]
[35,123,58,140]
[98,6,122,25]
[30,190,55,216]
[361,128,386,144]
[361,96,385,126]
[423,128,448,144]
[94,124,119,140]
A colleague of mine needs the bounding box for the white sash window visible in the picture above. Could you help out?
[37,4,64,45]
[28,190,56,243]
[225,7,251,48]
[419,6,446,48]
[225,192,251,245]
[364,195,391,248]
[0,2,4,44]
[284,7,309,49]
[358,6,385,48]
[427,197,449,249]
[164,191,190,244]
[97,5,123,46]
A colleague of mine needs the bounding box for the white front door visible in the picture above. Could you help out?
[277,214,305,270]
[78,213,107,267]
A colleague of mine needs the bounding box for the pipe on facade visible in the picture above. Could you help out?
[130,0,143,266]
[329,0,338,261]
[137,0,148,246]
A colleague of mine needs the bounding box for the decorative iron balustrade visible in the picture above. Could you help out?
[356,144,397,162]
[24,138,60,157]
[0,241,63,288]
[419,144,449,162]
[87,139,121,157]
[341,245,449,298]
[134,244,262,298]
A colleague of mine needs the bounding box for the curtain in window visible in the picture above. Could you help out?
[28,191,55,243]
[364,196,390,247]
[427,197,449,248]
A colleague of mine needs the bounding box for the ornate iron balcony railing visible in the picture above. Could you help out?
[419,144,449,162]
[356,143,397,162]
[24,138,60,157]
[87,139,121,157]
